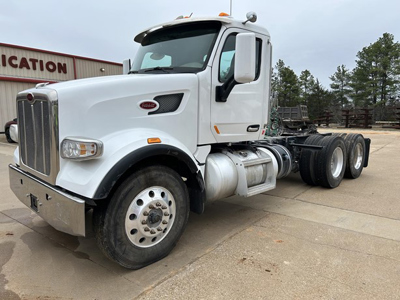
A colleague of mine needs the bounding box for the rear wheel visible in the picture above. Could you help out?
[93,165,189,269]
[314,136,347,188]
[299,134,324,186]
[344,134,365,179]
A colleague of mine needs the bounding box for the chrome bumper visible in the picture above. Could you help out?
[9,164,86,236]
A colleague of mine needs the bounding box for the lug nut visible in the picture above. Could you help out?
[157,227,162,231]
[144,227,150,232]
[162,220,168,224]
[143,211,149,216]
[149,204,155,209]
[164,212,169,216]
[141,220,147,225]
[156,202,161,207]
[162,205,167,209]
[150,229,156,234]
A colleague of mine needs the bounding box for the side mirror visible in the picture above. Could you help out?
[234,33,256,83]
[122,59,131,75]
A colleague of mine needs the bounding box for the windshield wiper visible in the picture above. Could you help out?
[128,70,138,74]
[143,67,174,73]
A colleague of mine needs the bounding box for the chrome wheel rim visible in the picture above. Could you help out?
[331,147,344,178]
[125,186,176,248]
[353,143,363,170]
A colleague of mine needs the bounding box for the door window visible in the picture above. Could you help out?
[219,34,262,83]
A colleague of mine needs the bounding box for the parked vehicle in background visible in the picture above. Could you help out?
[4,118,17,143]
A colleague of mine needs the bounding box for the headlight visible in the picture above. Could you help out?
[61,137,103,160]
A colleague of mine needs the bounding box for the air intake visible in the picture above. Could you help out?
[149,93,183,115]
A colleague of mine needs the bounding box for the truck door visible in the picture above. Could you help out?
[210,29,268,143]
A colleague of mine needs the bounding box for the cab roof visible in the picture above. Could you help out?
[134,15,270,43]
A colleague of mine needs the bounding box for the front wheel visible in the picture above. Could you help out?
[93,165,190,269]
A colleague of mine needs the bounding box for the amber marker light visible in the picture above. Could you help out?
[214,126,220,134]
[147,138,162,144]
[219,12,230,17]
[79,143,87,156]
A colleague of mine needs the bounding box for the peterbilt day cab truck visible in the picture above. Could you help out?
[9,12,370,269]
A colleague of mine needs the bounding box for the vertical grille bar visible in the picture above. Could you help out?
[31,104,38,170]
[19,101,28,164]
[41,101,47,174]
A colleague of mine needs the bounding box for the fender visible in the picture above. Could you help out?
[93,143,202,199]
[56,128,204,202]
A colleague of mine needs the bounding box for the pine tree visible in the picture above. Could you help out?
[351,33,400,111]
[299,70,315,106]
[271,60,300,107]
[308,79,333,120]
[329,65,351,108]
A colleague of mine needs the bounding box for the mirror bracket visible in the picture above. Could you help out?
[216,76,240,102]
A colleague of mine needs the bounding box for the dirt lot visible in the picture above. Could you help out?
[0,129,399,300]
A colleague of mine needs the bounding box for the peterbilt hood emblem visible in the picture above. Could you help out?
[27,93,35,103]
[138,100,159,112]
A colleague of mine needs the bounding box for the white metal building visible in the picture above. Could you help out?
[0,43,122,127]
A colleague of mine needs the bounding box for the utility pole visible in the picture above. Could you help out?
[230,0,232,16]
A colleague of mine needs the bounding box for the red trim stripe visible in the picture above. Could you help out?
[0,76,58,84]
[0,42,122,67]
[73,57,77,79]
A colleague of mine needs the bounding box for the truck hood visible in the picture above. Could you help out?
[38,73,199,140]
[44,73,195,101]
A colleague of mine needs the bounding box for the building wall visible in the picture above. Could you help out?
[0,45,75,81]
[75,58,122,78]
[0,81,33,129]
[0,43,122,129]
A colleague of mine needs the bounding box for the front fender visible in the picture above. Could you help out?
[56,128,201,199]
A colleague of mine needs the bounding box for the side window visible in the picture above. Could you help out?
[219,35,236,83]
[141,52,172,69]
[255,38,262,81]
[219,34,262,83]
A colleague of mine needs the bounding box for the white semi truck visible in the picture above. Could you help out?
[9,12,370,269]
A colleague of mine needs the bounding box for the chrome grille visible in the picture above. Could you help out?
[17,90,59,184]
[18,98,51,175]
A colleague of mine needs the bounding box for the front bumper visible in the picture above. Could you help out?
[9,164,86,236]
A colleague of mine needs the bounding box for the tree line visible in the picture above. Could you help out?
[271,33,400,122]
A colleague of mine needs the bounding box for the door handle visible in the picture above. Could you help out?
[247,125,260,132]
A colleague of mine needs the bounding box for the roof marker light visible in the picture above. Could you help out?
[148,138,162,144]
[219,12,230,17]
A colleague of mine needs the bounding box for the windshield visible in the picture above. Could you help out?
[131,21,221,74]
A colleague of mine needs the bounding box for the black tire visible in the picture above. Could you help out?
[5,128,15,143]
[299,134,324,186]
[93,165,190,269]
[332,132,347,138]
[344,134,365,179]
[314,136,347,188]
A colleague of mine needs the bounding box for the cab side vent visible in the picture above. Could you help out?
[149,93,183,115]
